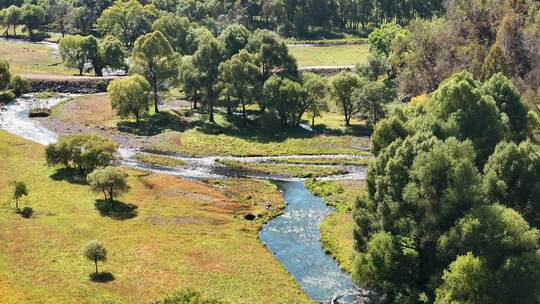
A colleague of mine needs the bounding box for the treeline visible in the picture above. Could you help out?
[0,0,445,39]
[369,0,540,108]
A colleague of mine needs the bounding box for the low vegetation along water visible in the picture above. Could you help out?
[0,94,367,303]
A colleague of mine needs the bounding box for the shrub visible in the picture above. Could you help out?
[9,76,31,97]
[20,207,33,218]
[0,90,16,104]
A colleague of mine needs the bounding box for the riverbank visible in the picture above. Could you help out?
[305,179,367,273]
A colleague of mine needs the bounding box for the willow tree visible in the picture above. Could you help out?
[131,30,175,113]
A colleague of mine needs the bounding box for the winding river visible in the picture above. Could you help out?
[0,94,368,303]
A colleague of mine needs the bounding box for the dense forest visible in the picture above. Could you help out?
[0,0,444,38]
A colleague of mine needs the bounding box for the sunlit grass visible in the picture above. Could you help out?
[289,44,369,67]
[0,131,312,304]
[216,159,349,178]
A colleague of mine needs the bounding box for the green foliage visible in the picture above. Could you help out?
[87,166,130,202]
[368,23,409,56]
[355,69,540,302]
[97,0,155,48]
[108,75,151,123]
[0,89,15,104]
[9,75,30,97]
[4,5,21,35]
[331,71,363,126]
[0,58,10,89]
[435,253,495,304]
[483,141,540,227]
[84,240,107,274]
[218,23,251,59]
[10,180,28,211]
[159,289,227,304]
[58,35,89,75]
[353,79,392,126]
[263,75,307,127]
[100,35,126,71]
[192,35,224,122]
[370,114,408,156]
[45,134,117,176]
[481,73,530,142]
[131,30,176,113]
[353,232,416,301]
[152,13,191,54]
[218,50,260,125]
[424,71,505,165]
[303,73,328,126]
[20,3,45,36]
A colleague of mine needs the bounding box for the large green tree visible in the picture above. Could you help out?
[131,30,176,113]
[192,36,224,123]
[96,0,155,48]
[218,50,260,125]
[331,71,364,126]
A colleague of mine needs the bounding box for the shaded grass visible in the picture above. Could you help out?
[217,159,349,178]
[134,153,187,167]
[305,179,366,272]
[152,112,369,157]
[289,44,369,67]
[0,131,312,304]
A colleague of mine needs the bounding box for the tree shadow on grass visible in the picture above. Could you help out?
[50,168,87,185]
[89,272,115,283]
[196,112,317,144]
[117,110,191,136]
[95,199,138,220]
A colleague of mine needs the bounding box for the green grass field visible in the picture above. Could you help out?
[0,39,78,76]
[305,179,365,273]
[0,131,313,304]
[289,44,369,67]
[216,159,349,178]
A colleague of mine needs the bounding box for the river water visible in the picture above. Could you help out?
[0,94,368,303]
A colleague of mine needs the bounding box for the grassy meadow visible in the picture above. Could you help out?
[0,131,313,304]
[305,179,366,273]
[0,39,78,76]
[289,44,369,67]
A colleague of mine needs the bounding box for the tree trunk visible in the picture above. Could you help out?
[13,24,16,36]
[79,67,83,76]
[94,259,99,274]
[153,79,159,113]
[15,199,19,212]
[241,99,247,127]
[312,115,315,127]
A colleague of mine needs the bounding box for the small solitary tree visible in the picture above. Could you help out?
[331,72,363,126]
[84,240,107,275]
[87,167,130,204]
[10,181,28,212]
[108,75,151,123]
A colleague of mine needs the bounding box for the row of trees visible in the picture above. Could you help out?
[1,0,445,41]
[105,23,391,128]
[353,71,540,303]
[0,3,46,38]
